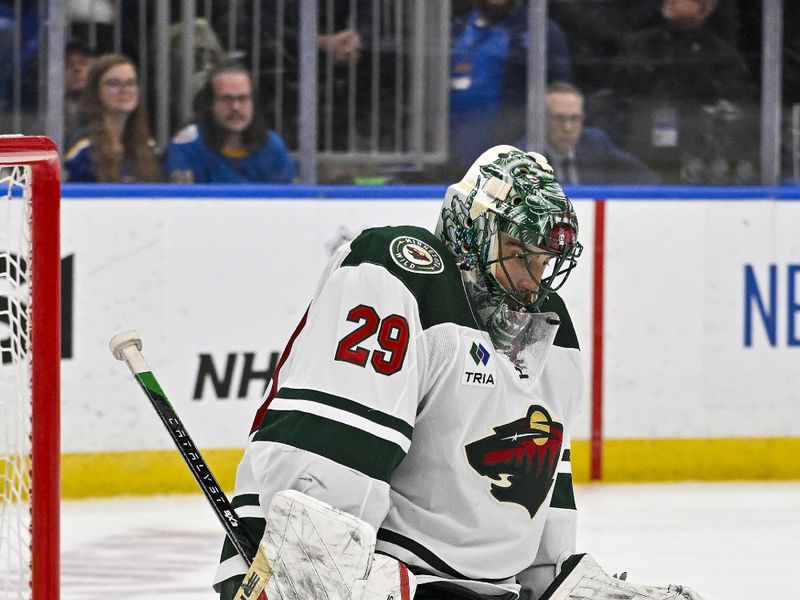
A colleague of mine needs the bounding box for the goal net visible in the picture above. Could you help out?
[0,136,60,600]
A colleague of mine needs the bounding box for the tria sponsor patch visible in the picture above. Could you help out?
[462,340,496,387]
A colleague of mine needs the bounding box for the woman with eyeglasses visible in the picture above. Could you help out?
[64,53,162,182]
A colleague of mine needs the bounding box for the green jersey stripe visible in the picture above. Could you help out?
[230,493,259,510]
[550,472,576,510]
[275,386,413,440]
[253,409,406,483]
[219,516,266,562]
[378,528,468,580]
[269,397,412,452]
[378,529,515,583]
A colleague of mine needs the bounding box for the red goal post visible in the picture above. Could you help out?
[0,136,60,600]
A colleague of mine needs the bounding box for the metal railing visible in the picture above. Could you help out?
[0,0,790,185]
[0,0,451,183]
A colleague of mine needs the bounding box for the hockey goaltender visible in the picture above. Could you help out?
[213,146,707,600]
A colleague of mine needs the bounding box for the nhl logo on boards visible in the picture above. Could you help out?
[389,236,444,274]
[463,341,496,387]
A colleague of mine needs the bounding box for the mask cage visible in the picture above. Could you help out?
[482,209,582,311]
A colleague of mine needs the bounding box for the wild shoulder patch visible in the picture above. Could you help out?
[389,236,444,274]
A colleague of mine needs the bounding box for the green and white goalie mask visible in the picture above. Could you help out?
[435,145,582,373]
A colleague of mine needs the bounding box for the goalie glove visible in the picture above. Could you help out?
[234,490,415,600]
[540,553,707,600]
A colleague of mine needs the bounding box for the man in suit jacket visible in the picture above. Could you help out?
[540,81,659,184]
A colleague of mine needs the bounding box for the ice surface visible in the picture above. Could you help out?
[61,482,800,599]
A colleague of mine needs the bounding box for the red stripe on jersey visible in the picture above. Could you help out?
[399,562,411,600]
[249,306,310,434]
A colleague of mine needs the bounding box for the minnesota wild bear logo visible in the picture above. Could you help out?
[466,405,563,517]
[390,236,444,274]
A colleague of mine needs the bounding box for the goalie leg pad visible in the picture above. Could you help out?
[236,490,415,600]
[540,553,706,600]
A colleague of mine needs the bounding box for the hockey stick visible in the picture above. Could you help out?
[109,331,404,600]
[108,330,260,565]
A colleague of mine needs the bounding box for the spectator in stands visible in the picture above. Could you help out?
[618,0,756,101]
[211,0,368,152]
[317,21,362,64]
[164,62,295,183]
[64,53,162,183]
[67,0,115,48]
[448,0,573,175]
[536,81,659,185]
[64,40,95,144]
[166,17,229,134]
[548,0,662,97]
[610,0,758,183]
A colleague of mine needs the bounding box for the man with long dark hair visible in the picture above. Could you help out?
[165,63,295,183]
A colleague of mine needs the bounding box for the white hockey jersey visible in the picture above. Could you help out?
[215,225,582,599]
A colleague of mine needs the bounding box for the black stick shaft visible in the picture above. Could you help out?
[133,369,259,565]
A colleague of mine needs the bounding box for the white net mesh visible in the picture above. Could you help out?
[0,164,34,599]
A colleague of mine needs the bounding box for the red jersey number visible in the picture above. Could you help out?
[335,305,409,375]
